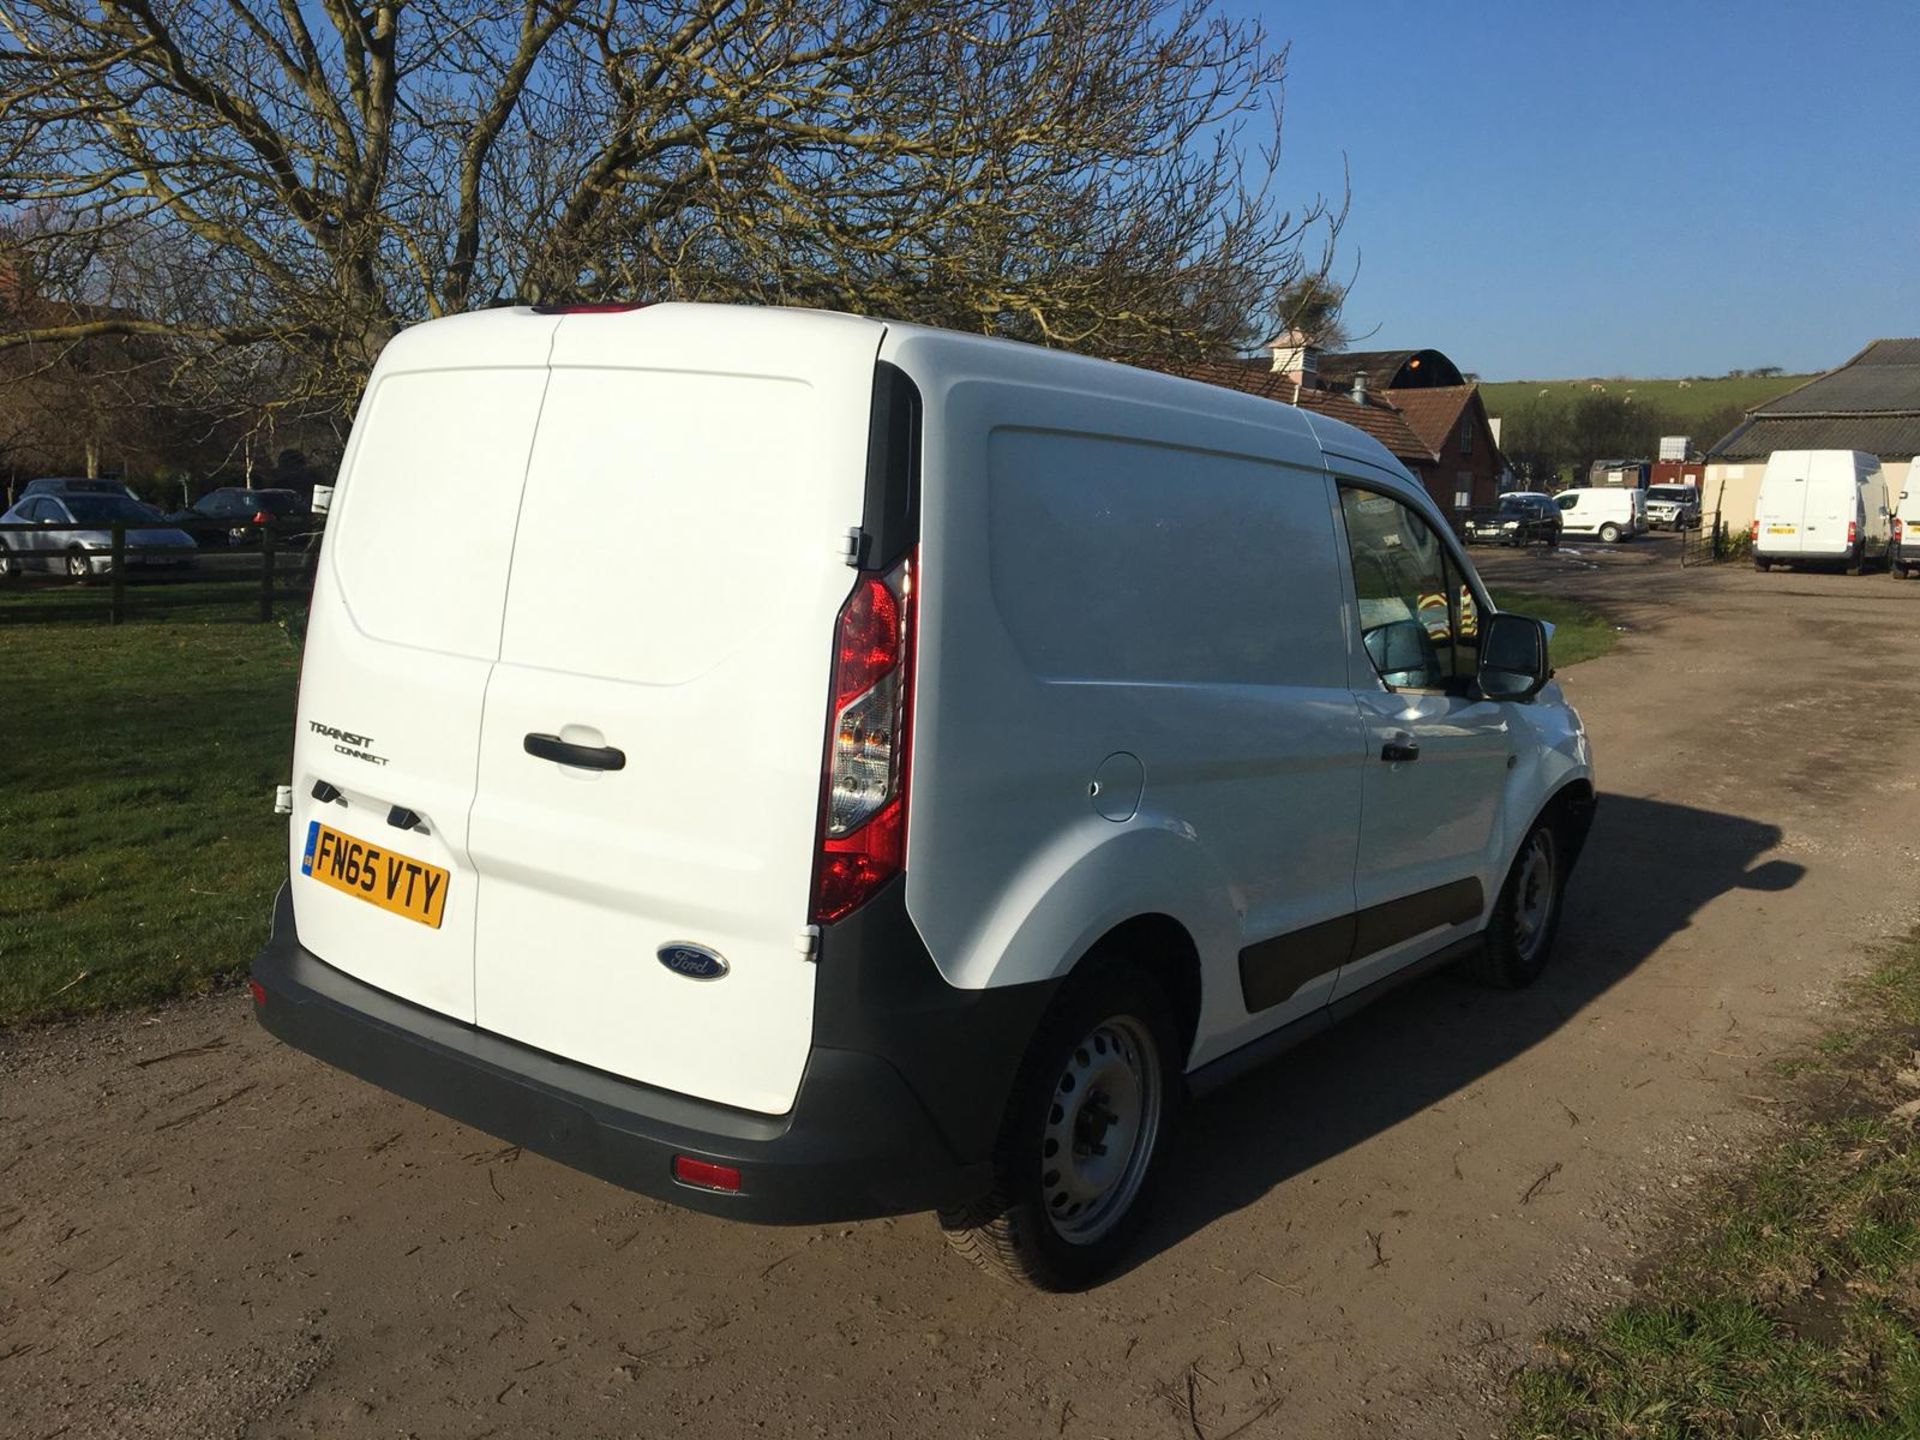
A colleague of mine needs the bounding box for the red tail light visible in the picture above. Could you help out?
[252,510,270,524]
[1848,519,1858,546]
[1750,520,1760,542]
[1896,518,1904,544]
[811,552,916,924]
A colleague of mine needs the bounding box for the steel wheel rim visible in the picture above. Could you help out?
[1512,829,1557,962]
[1040,1014,1162,1245]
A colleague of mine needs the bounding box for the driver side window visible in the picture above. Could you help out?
[1337,485,1473,690]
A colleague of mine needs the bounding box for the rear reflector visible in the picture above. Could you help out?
[672,1155,742,1193]
[248,978,266,1007]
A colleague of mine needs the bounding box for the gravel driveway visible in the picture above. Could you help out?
[6,538,1920,1439]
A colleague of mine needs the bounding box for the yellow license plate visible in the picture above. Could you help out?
[1768,524,1797,533]
[300,820,448,928]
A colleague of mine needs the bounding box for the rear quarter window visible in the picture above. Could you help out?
[987,428,1346,687]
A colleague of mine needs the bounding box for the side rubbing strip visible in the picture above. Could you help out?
[1238,913,1355,1013]
[1238,878,1486,1013]
[1353,878,1483,957]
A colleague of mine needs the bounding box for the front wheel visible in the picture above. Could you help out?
[1598,522,1622,544]
[1465,819,1566,989]
[939,965,1179,1290]
[66,548,96,584]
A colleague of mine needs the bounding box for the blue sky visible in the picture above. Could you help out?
[1226,1,1920,379]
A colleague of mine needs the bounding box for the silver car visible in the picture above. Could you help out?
[0,493,198,581]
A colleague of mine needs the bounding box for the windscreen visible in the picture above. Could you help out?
[64,495,157,523]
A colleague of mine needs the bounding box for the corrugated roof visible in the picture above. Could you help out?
[1314,349,1466,390]
[1172,359,1436,463]
[1708,338,1920,457]
[1710,414,1920,462]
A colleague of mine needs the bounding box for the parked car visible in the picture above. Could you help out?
[0,493,197,581]
[1643,485,1701,531]
[1751,450,1890,574]
[19,476,144,504]
[1890,462,1920,578]
[166,487,308,547]
[250,303,1596,1290]
[1464,492,1562,547]
[1555,486,1646,543]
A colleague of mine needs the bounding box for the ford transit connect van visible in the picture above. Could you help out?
[1555,486,1646,543]
[251,304,1596,1288]
[1752,449,1890,572]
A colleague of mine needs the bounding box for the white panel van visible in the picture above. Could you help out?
[252,304,1596,1289]
[1752,449,1890,572]
[1555,486,1646,543]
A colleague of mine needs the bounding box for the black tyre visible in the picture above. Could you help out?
[1465,818,1566,989]
[0,543,13,580]
[1755,558,1772,572]
[939,963,1181,1290]
[66,548,95,584]
[1845,543,1865,576]
[1598,522,1621,544]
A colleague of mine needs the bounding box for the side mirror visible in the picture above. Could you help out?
[1477,612,1551,701]
[1363,618,1440,689]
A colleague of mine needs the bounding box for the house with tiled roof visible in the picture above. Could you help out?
[1703,339,1920,533]
[1165,337,1509,518]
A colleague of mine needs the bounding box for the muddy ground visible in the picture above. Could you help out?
[6,535,1920,1439]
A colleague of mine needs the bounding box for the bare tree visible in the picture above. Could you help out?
[0,0,1337,421]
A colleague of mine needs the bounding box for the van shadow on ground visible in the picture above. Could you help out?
[1126,793,1804,1275]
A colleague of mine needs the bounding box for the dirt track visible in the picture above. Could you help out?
[7,536,1920,1439]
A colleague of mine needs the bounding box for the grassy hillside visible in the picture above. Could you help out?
[1480,374,1814,431]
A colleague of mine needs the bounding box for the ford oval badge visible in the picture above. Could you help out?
[657,942,729,981]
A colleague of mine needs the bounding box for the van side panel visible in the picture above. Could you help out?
[289,317,560,1022]
[889,334,1364,1067]
[465,308,886,1115]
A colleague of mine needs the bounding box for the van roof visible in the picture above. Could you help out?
[374,302,1419,501]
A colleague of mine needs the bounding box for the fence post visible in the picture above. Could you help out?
[110,520,126,625]
[259,522,276,623]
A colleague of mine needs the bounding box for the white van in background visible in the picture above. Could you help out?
[1752,450,1890,573]
[1555,486,1646,543]
[1890,460,1920,578]
[251,303,1596,1289]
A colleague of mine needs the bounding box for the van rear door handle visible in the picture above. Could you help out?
[1380,738,1420,764]
[524,733,626,771]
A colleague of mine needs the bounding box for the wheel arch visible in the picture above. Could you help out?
[1069,912,1204,1064]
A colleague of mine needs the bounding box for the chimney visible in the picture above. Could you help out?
[1269,328,1319,385]
[1350,372,1368,406]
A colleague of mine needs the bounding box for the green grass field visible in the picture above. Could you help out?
[1479,374,1814,429]
[1511,936,1920,1437]
[0,615,299,1025]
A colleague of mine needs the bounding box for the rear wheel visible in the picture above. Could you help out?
[1846,543,1865,576]
[1465,818,1565,989]
[0,544,13,580]
[1598,522,1621,544]
[939,964,1179,1290]
[1755,557,1772,572]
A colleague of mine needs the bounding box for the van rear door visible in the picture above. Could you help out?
[467,307,886,1116]
[289,312,561,1022]
[1800,454,1855,558]
[1757,452,1814,555]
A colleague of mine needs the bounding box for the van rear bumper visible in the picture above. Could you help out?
[250,884,1013,1225]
